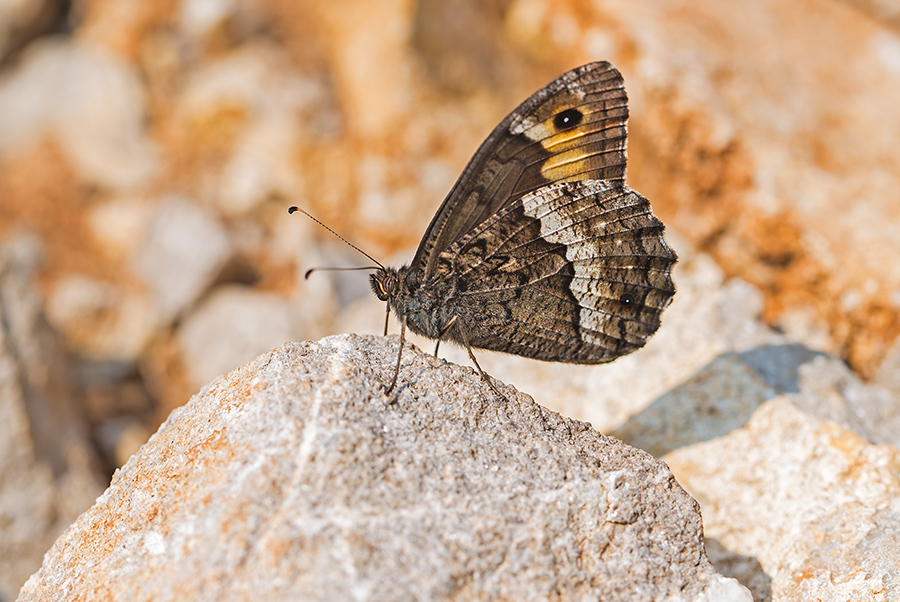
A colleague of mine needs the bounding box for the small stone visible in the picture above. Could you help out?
[177,284,294,389]
[94,415,153,469]
[87,196,154,260]
[17,335,748,602]
[132,196,231,322]
[173,44,328,216]
[45,274,161,362]
[0,38,158,191]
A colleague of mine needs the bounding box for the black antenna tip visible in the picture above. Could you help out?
[288,206,299,214]
[304,268,315,280]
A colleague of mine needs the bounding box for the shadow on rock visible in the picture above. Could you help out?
[704,537,773,602]
[610,344,827,457]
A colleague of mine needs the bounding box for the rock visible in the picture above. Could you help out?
[610,344,833,458]
[132,196,231,322]
[17,335,748,602]
[610,352,774,458]
[0,235,105,601]
[178,0,248,40]
[87,196,155,261]
[791,355,900,450]
[177,285,296,389]
[600,328,900,601]
[0,0,64,62]
[174,43,330,216]
[176,44,326,216]
[94,415,154,469]
[0,38,158,191]
[335,239,900,602]
[45,274,161,362]
[665,399,900,602]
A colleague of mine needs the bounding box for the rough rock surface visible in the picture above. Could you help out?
[665,398,900,602]
[596,327,900,601]
[17,335,748,602]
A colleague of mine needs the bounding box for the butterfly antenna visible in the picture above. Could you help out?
[303,265,382,280]
[288,206,386,270]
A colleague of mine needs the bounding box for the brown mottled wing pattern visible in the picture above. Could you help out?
[441,181,676,362]
[414,62,628,279]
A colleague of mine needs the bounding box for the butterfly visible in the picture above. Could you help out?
[297,62,677,395]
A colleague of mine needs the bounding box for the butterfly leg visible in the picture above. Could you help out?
[451,318,507,401]
[433,341,440,357]
[383,303,391,336]
[386,316,406,394]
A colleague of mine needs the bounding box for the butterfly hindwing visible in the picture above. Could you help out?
[414,62,629,278]
[440,181,676,363]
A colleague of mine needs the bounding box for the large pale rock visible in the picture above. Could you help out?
[17,335,748,602]
[665,399,900,602]
[605,334,900,601]
[0,236,105,601]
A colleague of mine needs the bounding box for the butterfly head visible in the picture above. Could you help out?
[370,267,401,302]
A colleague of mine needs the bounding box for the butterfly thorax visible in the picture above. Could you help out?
[370,266,459,340]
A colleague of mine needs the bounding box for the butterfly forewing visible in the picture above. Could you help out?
[414,62,629,279]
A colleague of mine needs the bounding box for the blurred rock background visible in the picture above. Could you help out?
[1,0,899,599]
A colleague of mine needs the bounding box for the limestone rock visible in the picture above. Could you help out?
[665,399,900,602]
[17,335,748,602]
[604,331,900,601]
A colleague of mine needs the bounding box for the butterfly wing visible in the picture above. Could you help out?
[414,62,629,279]
[442,180,676,363]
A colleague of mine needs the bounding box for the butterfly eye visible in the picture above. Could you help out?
[553,108,583,130]
[381,275,397,294]
[370,271,398,301]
